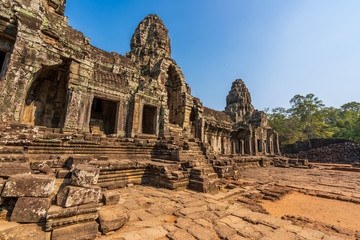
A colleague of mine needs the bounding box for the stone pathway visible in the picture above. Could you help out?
[97,166,354,240]
[239,166,360,198]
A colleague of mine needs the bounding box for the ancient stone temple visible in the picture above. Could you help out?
[0,1,286,239]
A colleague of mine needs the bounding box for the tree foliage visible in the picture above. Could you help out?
[267,94,360,145]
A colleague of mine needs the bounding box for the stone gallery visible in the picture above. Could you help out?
[3,1,355,240]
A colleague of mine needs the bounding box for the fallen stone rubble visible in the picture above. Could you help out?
[286,141,360,164]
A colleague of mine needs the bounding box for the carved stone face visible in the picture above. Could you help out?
[130,14,171,62]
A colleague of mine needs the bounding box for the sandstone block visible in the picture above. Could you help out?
[0,162,31,177]
[57,185,101,207]
[0,179,6,192]
[47,202,100,220]
[167,229,196,240]
[46,203,100,231]
[187,224,218,240]
[0,222,22,240]
[2,174,55,197]
[11,197,51,223]
[98,205,129,234]
[46,212,99,231]
[102,191,120,205]
[71,164,100,187]
[51,221,99,240]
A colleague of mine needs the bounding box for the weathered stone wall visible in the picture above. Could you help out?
[0,1,280,154]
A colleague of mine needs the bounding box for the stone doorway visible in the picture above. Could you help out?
[0,50,7,75]
[190,107,197,137]
[142,105,157,134]
[90,97,117,135]
[166,65,182,125]
[23,61,69,128]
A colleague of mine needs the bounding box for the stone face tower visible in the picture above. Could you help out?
[130,14,171,63]
[225,79,254,123]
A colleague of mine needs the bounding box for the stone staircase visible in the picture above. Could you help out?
[168,124,183,141]
[0,123,220,193]
[176,138,220,193]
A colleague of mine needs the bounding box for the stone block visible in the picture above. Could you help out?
[0,179,5,205]
[167,229,196,240]
[0,222,22,239]
[102,191,120,205]
[98,205,129,234]
[57,185,101,207]
[2,174,55,197]
[46,212,99,231]
[10,197,51,223]
[0,162,31,177]
[51,221,99,240]
[0,178,6,192]
[65,156,91,169]
[46,203,100,231]
[71,164,100,187]
[47,202,100,220]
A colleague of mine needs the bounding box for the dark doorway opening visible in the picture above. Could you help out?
[0,50,6,74]
[90,97,117,135]
[221,137,225,154]
[190,107,197,137]
[24,60,69,128]
[244,140,250,155]
[166,65,182,125]
[142,105,157,134]
[257,139,262,153]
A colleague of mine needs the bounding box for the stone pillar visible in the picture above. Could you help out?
[82,95,93,132]
[63,87,82,130]
[199,119,205,142]
[155,106,160,136]
[114,100,127,136]
[253,134,258,156]
[231,140,235,154]
[131,95,141,137]
[138,103,144,134]
[274,133,280,155]
[240,140,244,155]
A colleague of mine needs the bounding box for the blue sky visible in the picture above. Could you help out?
[65,0,360,112]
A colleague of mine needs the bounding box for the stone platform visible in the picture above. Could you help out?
[95,167,357,240]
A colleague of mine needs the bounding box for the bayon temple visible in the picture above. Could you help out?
[0,0,301,239]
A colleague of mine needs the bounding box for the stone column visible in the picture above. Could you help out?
[155,106,160,136]
[63,87,82,130]
[131,95,141,137]
[82,95,93,132]
[115,100,128,136]
[252,135,258,156]
[240,140,245,155]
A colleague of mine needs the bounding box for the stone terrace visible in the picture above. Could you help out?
[92,165,360,240]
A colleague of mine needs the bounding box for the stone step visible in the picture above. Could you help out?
[188,179,220,193]
[190,172,218,182]
[187,160,208,167]
[151,158,178,164]
[0,146,25,154]
[190,166,216,175]
[0,154,28,162]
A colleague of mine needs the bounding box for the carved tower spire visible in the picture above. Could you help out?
[225,79,254,123]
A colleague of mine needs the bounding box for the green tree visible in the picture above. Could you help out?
[267,107,304,144]
[267,97,360,145]
[288,94,328,139]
